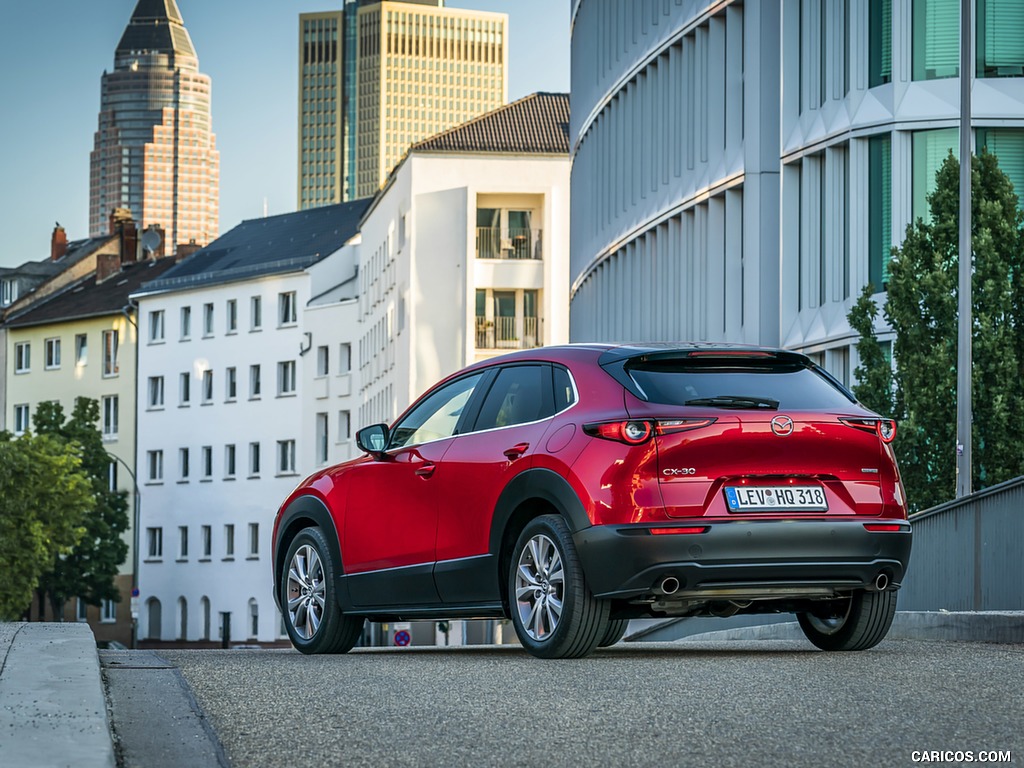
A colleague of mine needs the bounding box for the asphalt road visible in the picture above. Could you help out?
[157,639,1024,768]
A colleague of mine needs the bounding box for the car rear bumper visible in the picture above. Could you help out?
[573,519,912,600]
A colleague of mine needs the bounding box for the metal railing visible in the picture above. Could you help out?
[475,228,543,260]
[475,315,541,349]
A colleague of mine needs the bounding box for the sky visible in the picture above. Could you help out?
[0,0,571,269]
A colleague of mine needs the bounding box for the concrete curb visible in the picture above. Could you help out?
[672,611,1024,644]
[0,622,115,768]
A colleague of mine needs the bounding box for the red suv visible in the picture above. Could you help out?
[272,344,911,659]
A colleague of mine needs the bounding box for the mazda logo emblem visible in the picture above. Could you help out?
[770,415,795,437]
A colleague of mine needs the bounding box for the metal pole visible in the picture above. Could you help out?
[108,452,141,648]
[956,0,973,497]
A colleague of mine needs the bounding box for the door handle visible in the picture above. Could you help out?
[503,443,530,460]
[414,463,436,478]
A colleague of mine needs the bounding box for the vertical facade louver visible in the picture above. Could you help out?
[569,1,781,345]
[89,0,219,250]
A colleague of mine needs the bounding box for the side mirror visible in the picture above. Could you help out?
[356,424,390,459]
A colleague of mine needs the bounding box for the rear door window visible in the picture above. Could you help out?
[474,365,552,431]
[628,359,855,410]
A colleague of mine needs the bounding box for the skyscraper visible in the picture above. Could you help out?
[298,0,507,207]
[89,0,219,251]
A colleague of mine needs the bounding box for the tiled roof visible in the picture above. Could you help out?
[410,92,570,155]
[136,198,373,295]
[6,257,180,328]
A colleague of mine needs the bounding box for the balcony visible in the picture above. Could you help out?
[475,228,542,260]
[475,315,541,350]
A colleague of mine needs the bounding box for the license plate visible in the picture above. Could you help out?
[724,485,828,512]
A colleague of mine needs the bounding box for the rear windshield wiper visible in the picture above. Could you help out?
[684,395,780,410]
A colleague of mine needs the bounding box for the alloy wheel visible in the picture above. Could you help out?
[287,544,326,640]
[514,533,564,641]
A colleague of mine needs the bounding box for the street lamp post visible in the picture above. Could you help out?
[107,452,141,649]
[956,0,973,498]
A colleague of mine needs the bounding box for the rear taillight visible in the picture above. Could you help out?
[864,523,908,532]
[650,526,709,535]
[840,417,897,444]
[583,418,717,445]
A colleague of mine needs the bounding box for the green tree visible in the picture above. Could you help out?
[0,431,92,620]
[32,398,130,619]
[849,150,1024,511]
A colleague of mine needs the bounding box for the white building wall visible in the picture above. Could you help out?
[135,271,315,644]
[357,151,571,428]
[569,0,780,345]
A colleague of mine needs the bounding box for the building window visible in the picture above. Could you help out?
[75,334,88,365]
[149,310,165,343]
[868,134,892,291]
[225,524,235,558]
[225,444,237,478]
[249,599,259,638]
[203,302,214,336]
[226,299,238,333]
[316,346,329,377]
[912,0,959,80]
[1,278,18,307]
[201,446,213,480]
[147,527,163,558]
[277,361,297,396]
[45,338,61,370]
[180,306,192,340]
[180,372,191,405]
[201,597,211,640]
[338,343,351,374]
[108,461,118,492]
[978,0,1024,77]
[249,364,262,399]
[912,127,958,224]
[13,404,30,435]
[225,367,237,401]
[277,440,296,474]
[248,523,259,557]
[178,597,188,641]
[869,0,892,86]
[977,128,1024,210]
[77,599,88,622]
[278,291,297,326]
[179,526,189,559]
[102,395,119,438]
[316,413,329,464]
[102,330,119,377]
[14,342,30,373]
[148,376,165,409]
[147,450,164,482]
[201,525,212,558]
[338,410,351,441]
[179,447,190,480]
[250,296,262,330]
[249,442,261,476]
[101,599,116,623]
[202,370,213,403]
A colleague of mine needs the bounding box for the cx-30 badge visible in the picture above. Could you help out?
[770,415,795,437]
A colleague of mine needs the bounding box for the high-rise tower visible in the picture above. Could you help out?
[298,0,507,207]
[89,0,219,250]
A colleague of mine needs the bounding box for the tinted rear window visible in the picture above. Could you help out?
[627,359,855,410]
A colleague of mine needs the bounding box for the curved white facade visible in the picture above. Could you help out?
[569,0,780,345]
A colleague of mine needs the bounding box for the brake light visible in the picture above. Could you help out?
[649,526,709,535]
[584,418,717,445]
[840,417,897,444]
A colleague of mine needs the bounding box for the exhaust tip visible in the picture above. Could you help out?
[658,576,680,595]
[874,572,890,591]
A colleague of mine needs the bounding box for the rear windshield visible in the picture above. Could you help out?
[627,359,856,410]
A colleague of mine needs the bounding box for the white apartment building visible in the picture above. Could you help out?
[131,202,369,645]
[356,92,572,426]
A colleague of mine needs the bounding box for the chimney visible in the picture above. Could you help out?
[96,252,120,283]
[51,224,68,261]
[119,218,138,264]
[175,238,202,261]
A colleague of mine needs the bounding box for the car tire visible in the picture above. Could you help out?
[508,514,609,659]
[598,619,630,648]
[281,526,362,654]
[797,589,897,651]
